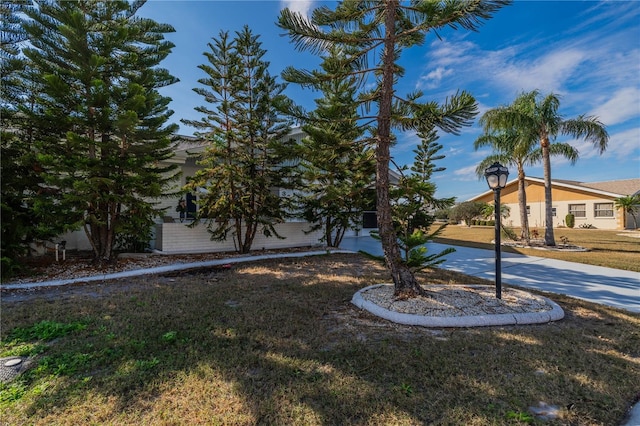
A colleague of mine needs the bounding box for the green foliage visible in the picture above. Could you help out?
[482,90,608,245]
[294,47,375,248]
[278,0,511,291]
[369,135,455,271]
[450,201,487,226]
[615,195,640,229]
[1,1,68,277]
[114,204,156,253]
[565,213,575,228]
[162,331,178,344]
[182,26,294,253]
[434,208,451,221]
[480,203,511,221]
[505,410,534,423]
[17,0,180,264]
[501,225,518,241]
[6,320,87,342]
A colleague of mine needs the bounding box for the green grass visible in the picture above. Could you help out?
[433,226,640,272]
[1,254,639,425]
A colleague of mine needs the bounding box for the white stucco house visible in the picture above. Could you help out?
[60,127,385,253]
[468,176,640,230]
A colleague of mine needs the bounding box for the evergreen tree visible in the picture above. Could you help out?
[0,0,56,278]
[20,0,180,265]
[279,0,511,296]
[375,130,455,271]
[297,47,375,247]
[183,26,294,253]
[1,0,31,106]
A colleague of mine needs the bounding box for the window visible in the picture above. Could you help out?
[526,205,531,215]
[594,202,614,218]
[569,204,586,218]
[551,207,557,217]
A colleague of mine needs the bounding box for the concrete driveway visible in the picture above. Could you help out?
[340,236,640,313]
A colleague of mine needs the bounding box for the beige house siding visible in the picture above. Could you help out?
[469,177,639,230]
[153,128,329,252]
[155,221,324,254]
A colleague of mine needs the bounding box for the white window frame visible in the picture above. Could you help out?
[594,202,614,218]
[569,204,586,218]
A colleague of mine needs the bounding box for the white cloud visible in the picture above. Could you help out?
[453,164,479,181]
[495,49,586,94]
[419,66,453,89]
[280,0,314,17]
[564,127,640,162]
[589,87,640,126]
[602,127,640,160]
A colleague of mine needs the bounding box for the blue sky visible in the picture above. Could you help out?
[139,0,640,201]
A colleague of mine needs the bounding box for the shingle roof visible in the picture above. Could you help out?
[529,177,640,197]
[574,178,640,196]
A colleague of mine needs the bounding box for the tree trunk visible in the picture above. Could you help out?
[541,135,556,246]
[379,1,422,297]
[325,218,333,247]
[517,168,530,244]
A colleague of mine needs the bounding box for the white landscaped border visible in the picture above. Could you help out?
[352,284,565,328]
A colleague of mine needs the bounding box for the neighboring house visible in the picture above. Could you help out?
[468,177,640,230]
[59,127,390,253]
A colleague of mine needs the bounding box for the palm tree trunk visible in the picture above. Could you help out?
[517,169,530,244]
[378,1,421,296]
[541,136,556,246]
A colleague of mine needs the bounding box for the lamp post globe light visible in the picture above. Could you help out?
[484,162,509,299]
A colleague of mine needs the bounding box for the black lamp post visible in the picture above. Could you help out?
[484,162,509,299]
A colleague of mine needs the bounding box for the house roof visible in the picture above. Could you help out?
[570,178,640,196]
[468,176,640,201]
[536,177,640,197]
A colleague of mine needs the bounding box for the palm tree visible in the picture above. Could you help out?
[475,119,578,245]
[481,90,608,246]
[615,195,640,229]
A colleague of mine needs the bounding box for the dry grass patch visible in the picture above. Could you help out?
[1,254,639,425]
[434,226,640,272]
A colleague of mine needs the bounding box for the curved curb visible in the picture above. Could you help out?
[1,250,355,291]
[351,284,565,328]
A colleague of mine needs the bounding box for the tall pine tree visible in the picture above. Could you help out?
[279,0,511,296]
[21,0,180,265]
[296,47,375,247]
[0,0,47,278]
[182,26,294,253]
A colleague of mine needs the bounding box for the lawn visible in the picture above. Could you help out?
[1,254,639,425]
[432,225,640,272]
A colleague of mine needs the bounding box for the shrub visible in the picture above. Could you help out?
[565,213,575,228]
[501,226,518,241]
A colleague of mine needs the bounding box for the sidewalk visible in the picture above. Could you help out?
[340,236,640,313]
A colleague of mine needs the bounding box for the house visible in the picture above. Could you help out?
[153,128,329,254]
[468,177,640,230]
[59,127,388,253]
